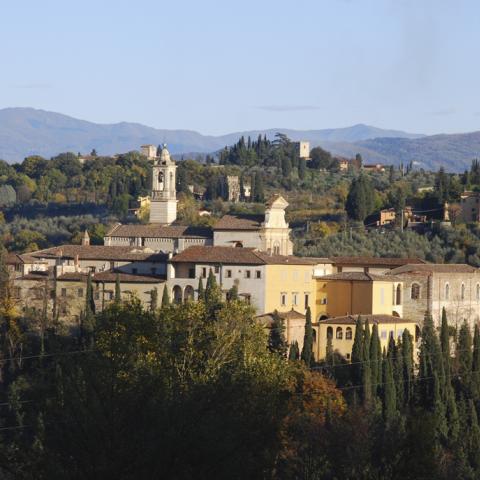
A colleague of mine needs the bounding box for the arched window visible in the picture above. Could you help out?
[477,284,480,301]
[184,285,195,302]
[158,171,164,190]
[411,283,420,300]
[345,327,353,340]
[461,283,465,301]
[235,241,243,248]
[172,285,182,304]
[396,284,402,305]
[326,326,333,339]
[336,327,343,339]
[445,283,450,300]
[273,241,280,255]
[169,172,173,190]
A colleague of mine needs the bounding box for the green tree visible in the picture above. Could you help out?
[370,323,382,398]
[345,175,375,221]
[161,286,170,307]
[301,307,314,366]
[440,307,450,375]
[457,321,473,395]
[382,355,397,423]
[114,273,121,304]
[351,317,364,387]
[268,310,287,357]
[150,288,158,312]
[288,340,300,361]
[472,324,480,397]
[197,277,205,302]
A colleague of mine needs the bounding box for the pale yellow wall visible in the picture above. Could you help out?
[264,264,317,319]
[317,321,417,360]
[315,279,401,320]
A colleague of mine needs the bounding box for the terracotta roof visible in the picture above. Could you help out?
[213,214,264,231]
[170,246,320,266]
[29,245,169,262]
[318,314,417,325]
[18,271,52,281]
[257,309,306,321]
[105,223,211,239]
[170,246,264,265]
[330,256,426,267]
[317,272,393,282]
[5,253,24,265]
[57,270,164,283]
[387,264,478,275]
[254,252,320,265]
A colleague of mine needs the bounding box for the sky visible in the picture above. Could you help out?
[1,0,479,136]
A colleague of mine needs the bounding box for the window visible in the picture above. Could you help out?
[188,268,195,279]
[346,353,351,360]
[243,294,251,304]
[235,242,243,248]
[345,327,353,340]
[381,330,387,339]
[445,283,450,300]
[281,293,287,306]
[336,327,343,339]
[461,283,465,301]
[411,283,420,300]
[77,288,84,298]
[292,292,298,306]
[304,293,309,309]
[255,270,261,279]
[202,267,207,278]
[61,288,67,297]
[94,292,100,300]
[107,291,114,300]
[326,326,333,339]
[214,265,220,274]
[396,284,402,305]
[88,266,96,273]
[226,269,232,278]
[245,270,251,279]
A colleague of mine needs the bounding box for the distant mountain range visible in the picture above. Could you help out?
[0,107,479,171]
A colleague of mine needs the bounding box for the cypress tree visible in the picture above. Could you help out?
[288,340,300,361]
[457,321,473,395]
[362,320,372,405]
[370,323,382,397]
[467,399,480,470]
[402,329,414,407]
[351,317,364,387]
[197,277,205,302]
[298,158,306,180]
[445,381,460,445]
[268,310,287,357]
[205,269,221,314]
[440,307,450,375]
[150,288,158,312]
[325,334,334,367]
[433,371,448,443]
[85,272,95,317]
[161,286,170,307]
[394,336,405,408]
[417,313,444,409]
[472,324,480,398]
[114,273,121,304]
[382,355,397,423]
[301,307,314,367]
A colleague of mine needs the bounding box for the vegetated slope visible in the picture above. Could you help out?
[322,132,480,171]
[0,107,421,162]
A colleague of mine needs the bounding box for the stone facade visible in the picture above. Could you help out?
[388,264,480,328]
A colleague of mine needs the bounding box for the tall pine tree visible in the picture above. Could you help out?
[301,307,314,366]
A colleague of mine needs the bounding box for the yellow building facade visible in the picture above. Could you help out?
[317,315,418,361]
[316,272,403,320]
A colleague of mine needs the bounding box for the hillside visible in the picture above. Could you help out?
[0,107,421,162]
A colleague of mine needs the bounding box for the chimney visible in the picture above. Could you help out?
[82,229,90,246]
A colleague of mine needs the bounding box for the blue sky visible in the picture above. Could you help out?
[1,0,479,135]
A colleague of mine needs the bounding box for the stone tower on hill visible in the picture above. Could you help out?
[150,144,177,224]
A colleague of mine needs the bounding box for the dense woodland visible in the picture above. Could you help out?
[0,254,479,478]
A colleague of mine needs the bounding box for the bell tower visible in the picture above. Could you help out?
[150,144,177,224]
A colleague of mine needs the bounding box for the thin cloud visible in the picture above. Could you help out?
[430,108,456,116]
[256,105,321,112]
[10,83,53,89]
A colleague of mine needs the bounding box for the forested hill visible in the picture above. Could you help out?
[0,107,420,162]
